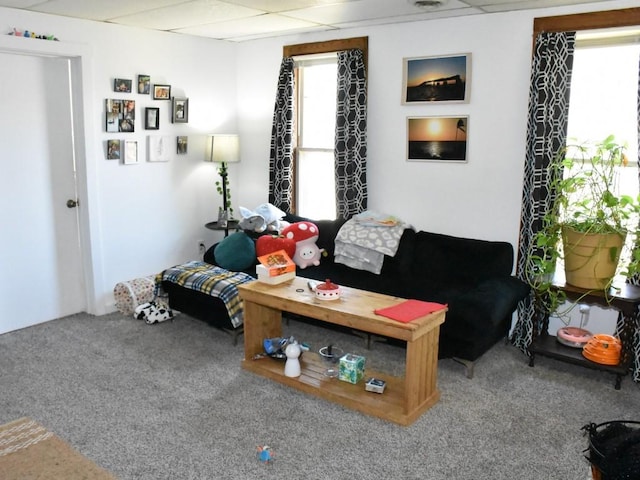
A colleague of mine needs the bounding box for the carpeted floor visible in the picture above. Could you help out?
[0,311,638,479]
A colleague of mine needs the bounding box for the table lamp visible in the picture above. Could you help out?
[205,134,240,224]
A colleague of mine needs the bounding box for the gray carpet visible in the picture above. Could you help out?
[0,312,637,479]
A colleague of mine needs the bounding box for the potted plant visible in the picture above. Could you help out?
[526,135,640,317]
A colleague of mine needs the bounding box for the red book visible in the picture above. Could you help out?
[374,299,447,323]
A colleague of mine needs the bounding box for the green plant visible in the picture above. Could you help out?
[215,163,234,218]
[526,135,640,318]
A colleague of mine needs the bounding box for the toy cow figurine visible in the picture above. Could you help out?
[282,221,324,269]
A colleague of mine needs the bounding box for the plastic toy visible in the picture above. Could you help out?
[257,445,274,463]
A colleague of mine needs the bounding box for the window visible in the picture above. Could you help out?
[281,37,367,220]
[295,55,338,220]
[565,31,640,273]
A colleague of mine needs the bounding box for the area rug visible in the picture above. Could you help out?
[0,417,116,480]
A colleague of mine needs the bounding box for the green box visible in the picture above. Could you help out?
[338,353,365,384]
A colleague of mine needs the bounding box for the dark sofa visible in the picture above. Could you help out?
[163,214,529,377]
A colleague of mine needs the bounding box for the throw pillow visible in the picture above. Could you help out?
[214,232,256,271]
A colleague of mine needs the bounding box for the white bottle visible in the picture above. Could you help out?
[284,342,302,378]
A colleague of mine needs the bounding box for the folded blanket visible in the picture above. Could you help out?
[155,261,255,328]
[334,214,409,274]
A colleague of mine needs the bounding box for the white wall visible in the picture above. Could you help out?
[0,7,237,313]
[1,0,637,321]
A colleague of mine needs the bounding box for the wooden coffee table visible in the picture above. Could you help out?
[238,276,446,426]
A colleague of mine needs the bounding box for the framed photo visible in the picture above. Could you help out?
[177,136,188,154]
[172,97,189,123]
[114,78,132,93]
[407,116,468,162]
[153,84,171,100]
[138,74,150,94]
[124,140,138,165]
[107,139,121,160]
[148,135,171,162]
[105,99,135,132]
[402,53,471,104]
[145,107,160,130]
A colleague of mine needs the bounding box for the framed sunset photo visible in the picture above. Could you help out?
[407,116,468,162]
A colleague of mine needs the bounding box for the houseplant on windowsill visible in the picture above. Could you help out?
[526,135,640,318]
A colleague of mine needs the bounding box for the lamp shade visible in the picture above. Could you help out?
[205,134,240,164]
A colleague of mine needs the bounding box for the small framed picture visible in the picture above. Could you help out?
[124,140,138,165]
[114,78,132,93]
[138,74,150,94]
[172,97,188,123]
[402,53,471,104]
[148,135,171,162]
[153,84,171,100]
[177,136,188,154]
[107,139,121,160]
[407,116,468,162]
[145,107,160,130]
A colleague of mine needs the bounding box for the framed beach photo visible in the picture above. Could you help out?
[407,116,468,162]
[153,84,171,100]
[402,53,471,104]
[145,107,159,130]
[171,97,188,123]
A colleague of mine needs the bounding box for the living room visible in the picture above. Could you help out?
[1,0,636,321]
[1,1,639,478]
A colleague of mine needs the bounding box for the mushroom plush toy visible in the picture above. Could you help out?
[282,221,324,269]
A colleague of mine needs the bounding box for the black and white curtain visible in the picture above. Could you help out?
[616,54,640,382]
[335,49,368,219]
[268,57,295,213]
[511,31,576,351]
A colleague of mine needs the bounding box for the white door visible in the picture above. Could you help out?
[0,52,86,334]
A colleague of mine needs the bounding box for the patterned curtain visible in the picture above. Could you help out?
[615,54,640,382]
[335,49,368,219]
[268,57,295,213]
[511,31,576,351]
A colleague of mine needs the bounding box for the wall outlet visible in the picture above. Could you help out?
[198,240,206,255]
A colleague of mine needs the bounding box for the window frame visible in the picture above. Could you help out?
[281,37,368,215]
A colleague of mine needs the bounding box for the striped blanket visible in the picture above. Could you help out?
[156,261,255,329]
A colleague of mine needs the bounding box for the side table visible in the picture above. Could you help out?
[205,219,239,237]
[529,276,640,389]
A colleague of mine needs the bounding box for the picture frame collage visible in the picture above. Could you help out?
[105,74,189,164]
[402,53,471,163]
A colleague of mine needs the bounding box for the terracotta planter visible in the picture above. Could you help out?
[562,226,625,290]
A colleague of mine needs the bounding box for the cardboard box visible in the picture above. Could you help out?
[365,377,386,394]
[338,353,365,384]
[256,266,295,285]
[257,250,295,277]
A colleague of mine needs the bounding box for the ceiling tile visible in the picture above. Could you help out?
[23,0,187,21]
[111,0,263,30]
[219,0,358,13]
[173,12,320,39]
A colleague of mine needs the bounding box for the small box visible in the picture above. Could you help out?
[365,377,386,394]
[256,265,295,284]
[338,353,365,384]
[256,250,296,277]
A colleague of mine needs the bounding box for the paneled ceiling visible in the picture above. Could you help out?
[2,0,607,42]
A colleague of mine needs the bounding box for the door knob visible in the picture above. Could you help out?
[66,199,79,208]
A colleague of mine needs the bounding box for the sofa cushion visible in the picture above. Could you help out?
[411,231,514,285]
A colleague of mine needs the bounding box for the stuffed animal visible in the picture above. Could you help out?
[282,221,324,269]
[238,203,289,233]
